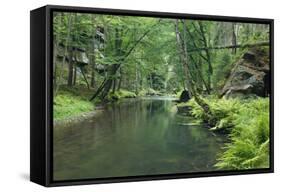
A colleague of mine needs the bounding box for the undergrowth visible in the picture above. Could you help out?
[186,97,270,170]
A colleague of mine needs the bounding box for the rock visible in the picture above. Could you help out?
[242,51,256,61]
[221,47,270,98]
[179,90,190,102]
[177,105,191,115]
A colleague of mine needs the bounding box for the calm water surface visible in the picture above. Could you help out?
[53,97,226,180]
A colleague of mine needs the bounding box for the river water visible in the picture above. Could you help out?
[53,97,226,181]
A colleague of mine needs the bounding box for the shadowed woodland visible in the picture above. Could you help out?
[53,12,270,178]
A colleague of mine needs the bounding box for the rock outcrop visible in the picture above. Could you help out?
[221,47,270,98]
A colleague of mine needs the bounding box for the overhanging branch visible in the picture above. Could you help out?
[187,42,269,53]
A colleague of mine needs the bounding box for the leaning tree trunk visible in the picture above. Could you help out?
[100,64,120,99]
[80,67,90,89]
[184,22,211,94]
[89,20,161,101]
[89,64,121,101]
[189,55,210,94]
[175,19,217,125]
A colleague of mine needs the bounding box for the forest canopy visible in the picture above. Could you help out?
[53,12,269,102]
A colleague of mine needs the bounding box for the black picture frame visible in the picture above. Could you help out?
[30,4,274,187]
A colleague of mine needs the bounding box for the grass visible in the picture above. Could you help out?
[54,86,138,120]
[54,87,95,120]
[186,97,270,170]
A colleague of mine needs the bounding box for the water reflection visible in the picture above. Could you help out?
[53,97,225,181]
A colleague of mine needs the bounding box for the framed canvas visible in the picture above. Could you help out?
[30,5,274,187]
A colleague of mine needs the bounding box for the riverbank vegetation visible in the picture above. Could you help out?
[54,86,94,120]
[53,12,270,171]
[185,97,269,169]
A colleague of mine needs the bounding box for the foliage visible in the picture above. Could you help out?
[212,51,233,89]
[215,98,269,169]
[187,97,239,128]
[52,12,271,171]
[186,97,270,169]
[53,12,270,101]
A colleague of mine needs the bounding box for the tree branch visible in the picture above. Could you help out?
[122,19,161,61]
[187,42,269,52]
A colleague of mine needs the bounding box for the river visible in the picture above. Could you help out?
[53,96,226,181]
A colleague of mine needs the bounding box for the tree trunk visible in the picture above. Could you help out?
[80,67,90,89]
[53,40,58,90]
[198,21,212,90]
[187,42,269,52]
[184,23,211,94]
[67,48,74,87]
[101,64,120,98]
[73,66,77,86]
[90,64,121,101]
[175,19,216,125]
[135,62,139,94]
[91,59,96,87]
[90,15,97,88]
[117,67,122,91]
[89,20,160,101]
[112,79,117,93]
[54,13,73,95]
[89,78,107,101]
[232,23,237,54]
[189,55,210,94]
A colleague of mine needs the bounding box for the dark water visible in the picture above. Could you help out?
[53,97,226,181]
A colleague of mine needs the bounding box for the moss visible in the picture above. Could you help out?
[107,89,137,101]
[138,88,162,96]
[54,89,94,120]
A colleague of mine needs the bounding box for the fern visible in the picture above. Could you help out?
[186,97,270,170]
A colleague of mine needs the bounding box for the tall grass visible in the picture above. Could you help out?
[187,97,270,170]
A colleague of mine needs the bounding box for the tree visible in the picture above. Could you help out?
[54,13,73,95]
[89,18,161,101]
[175,19,216,124]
